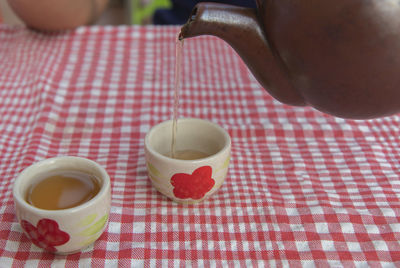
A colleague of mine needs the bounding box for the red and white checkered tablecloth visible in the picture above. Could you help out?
[1,24,400,267]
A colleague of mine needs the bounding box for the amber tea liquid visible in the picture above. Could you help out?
[26,171,100,210]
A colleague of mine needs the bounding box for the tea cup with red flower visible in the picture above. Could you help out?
[145,118,231,204]
[13,156,111,254]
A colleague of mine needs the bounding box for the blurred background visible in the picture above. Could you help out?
[1,0,133,26]
[0,0,256,27]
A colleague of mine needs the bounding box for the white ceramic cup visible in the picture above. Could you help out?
[145,118,231,204]
[13,156,111,254]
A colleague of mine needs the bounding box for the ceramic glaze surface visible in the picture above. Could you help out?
[181,1,400,119]
[13,157,111,254]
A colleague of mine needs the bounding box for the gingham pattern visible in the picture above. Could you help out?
[1,25,400,267]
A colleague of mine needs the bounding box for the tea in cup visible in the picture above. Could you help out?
[145,118,231,204]
[13,156,111,254]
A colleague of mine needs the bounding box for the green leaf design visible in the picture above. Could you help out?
[216,155,230,172]
[79,214,109,237]
[149,173,161,184]
[78,213,98,227]
[222,155,230,169]
[147,162,164,180]
[81,235,102,247]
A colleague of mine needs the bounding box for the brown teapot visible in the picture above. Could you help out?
[180,1,400,119]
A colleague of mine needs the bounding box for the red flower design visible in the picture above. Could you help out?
[171,166,215,199]
[21,218,70,252]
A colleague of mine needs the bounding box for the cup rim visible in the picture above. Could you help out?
[145,117,231,163]
[13,156,111,216]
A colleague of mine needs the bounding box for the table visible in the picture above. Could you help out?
[1,25,400,267]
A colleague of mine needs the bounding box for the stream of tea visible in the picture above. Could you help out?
[170,34,183,159]
[169,34,210,160]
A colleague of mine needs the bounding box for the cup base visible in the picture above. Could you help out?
[152,183,219,205]
[54,244,93,255]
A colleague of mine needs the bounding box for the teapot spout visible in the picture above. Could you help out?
[180,3,305,106]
